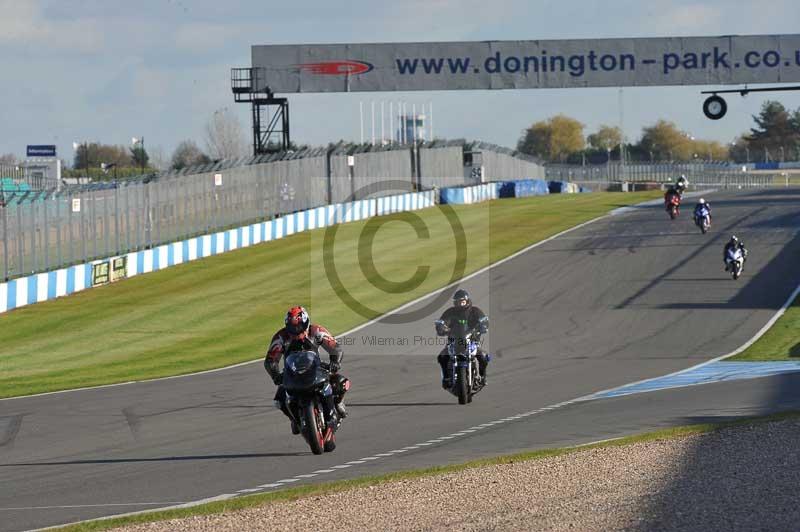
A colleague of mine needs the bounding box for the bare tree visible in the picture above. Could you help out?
[148,145,169,172]
[204,108,248,161]
[171,140,211,170]
[0,153,18,166]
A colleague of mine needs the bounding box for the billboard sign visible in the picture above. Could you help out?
[27,145,56,157]
[251,34,800,93]
[91,256,128,288]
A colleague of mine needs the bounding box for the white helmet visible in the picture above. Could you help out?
[698,198,706,204]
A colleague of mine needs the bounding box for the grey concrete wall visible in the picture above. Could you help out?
[419,145,465,189]
[481,150,545,181]
[329,148,415,202]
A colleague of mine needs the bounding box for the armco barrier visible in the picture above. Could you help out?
[0,190,435,315]
[498,179,549,198]
[439,183,498,204]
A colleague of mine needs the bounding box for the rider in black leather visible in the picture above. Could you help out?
[435,289,490,389]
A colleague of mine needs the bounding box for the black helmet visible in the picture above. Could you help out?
[729,235,739,245]
[453,289,471,310]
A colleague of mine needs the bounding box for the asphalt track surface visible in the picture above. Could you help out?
[3,188,800,531]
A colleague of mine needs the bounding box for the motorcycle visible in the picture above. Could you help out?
[695,208,711,234]
[439,320,485,405]
[665,191,681,220]
[725,247,745,280]
[282,350,339,454]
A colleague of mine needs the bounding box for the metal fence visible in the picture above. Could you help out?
[1,160,327,281]
[0,141,545,281]
[0,164,24,182]
[545,162,778,187]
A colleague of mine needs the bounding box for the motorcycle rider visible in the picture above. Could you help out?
[674,175,689,195]
[265,306,349,434]
[693,198,711,227]
[723,235,748,272]
[434,289,491,389]
[664,175,689,209]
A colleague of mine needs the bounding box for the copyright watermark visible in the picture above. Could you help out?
[318,179,471,325]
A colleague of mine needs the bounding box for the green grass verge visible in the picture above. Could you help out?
[0,192,660,398]
[728,294,800,361]
[50,409,800,532]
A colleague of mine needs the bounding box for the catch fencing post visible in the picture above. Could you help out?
[1,202,8,281]
[55,193,62,269]
[16,203,24,276]
[43,193,50,271]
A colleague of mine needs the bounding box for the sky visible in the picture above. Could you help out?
[2,0,800,165]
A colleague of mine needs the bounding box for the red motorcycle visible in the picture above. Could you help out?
[664,191,681,220]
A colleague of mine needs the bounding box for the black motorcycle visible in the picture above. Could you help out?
[282,350,338,454]
[440,320,485,405]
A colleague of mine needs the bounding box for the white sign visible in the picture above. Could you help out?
[71,198,81,213]
[347,155,355,167]
[252,34,800,93]
[214,173,223,186]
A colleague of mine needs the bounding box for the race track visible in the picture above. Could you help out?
[2,188,800,532]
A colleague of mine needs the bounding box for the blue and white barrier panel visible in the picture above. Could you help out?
[498,179,550,198]
[547,181,582,194]
[0,190,436,314]
[439,183,498,205]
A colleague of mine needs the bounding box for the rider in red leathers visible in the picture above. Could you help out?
[265,306,349,434]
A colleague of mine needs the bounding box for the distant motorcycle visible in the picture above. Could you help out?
[665,191,681,220]
[282,350,339,454]
[725,247,745,280]
[695,207,711,234]
[438,320,485,405]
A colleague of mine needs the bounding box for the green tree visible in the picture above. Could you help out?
[587,125,623,151]
[130,145,150,169]
[746,101,799,161]
[518,114,584,162]
[638,120,693,161]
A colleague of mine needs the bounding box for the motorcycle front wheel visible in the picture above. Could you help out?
[302,401,325,455]
[456,366,469,405]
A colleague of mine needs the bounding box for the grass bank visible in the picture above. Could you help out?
[728,292,800,361]
[0,192,660,398]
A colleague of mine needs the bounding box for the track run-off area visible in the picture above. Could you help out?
[2,188,800,531]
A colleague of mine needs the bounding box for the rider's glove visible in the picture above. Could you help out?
[271,372,283,386]
[313,330,325,345]
[329,360,341,374]
[435,319,449,336]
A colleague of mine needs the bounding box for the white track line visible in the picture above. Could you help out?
[580,281,800,402]
[1,502,187,511]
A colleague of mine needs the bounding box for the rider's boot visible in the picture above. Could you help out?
[276,399,300,434]
[323,395,340,430]
[478,353,490,386]
[438,358,451,389]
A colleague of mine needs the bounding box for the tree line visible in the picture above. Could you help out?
[0,108,250,180]
[517,100,800,165]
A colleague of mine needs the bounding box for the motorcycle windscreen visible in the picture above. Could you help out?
[283,351,322,391]
[449,321,471,355]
